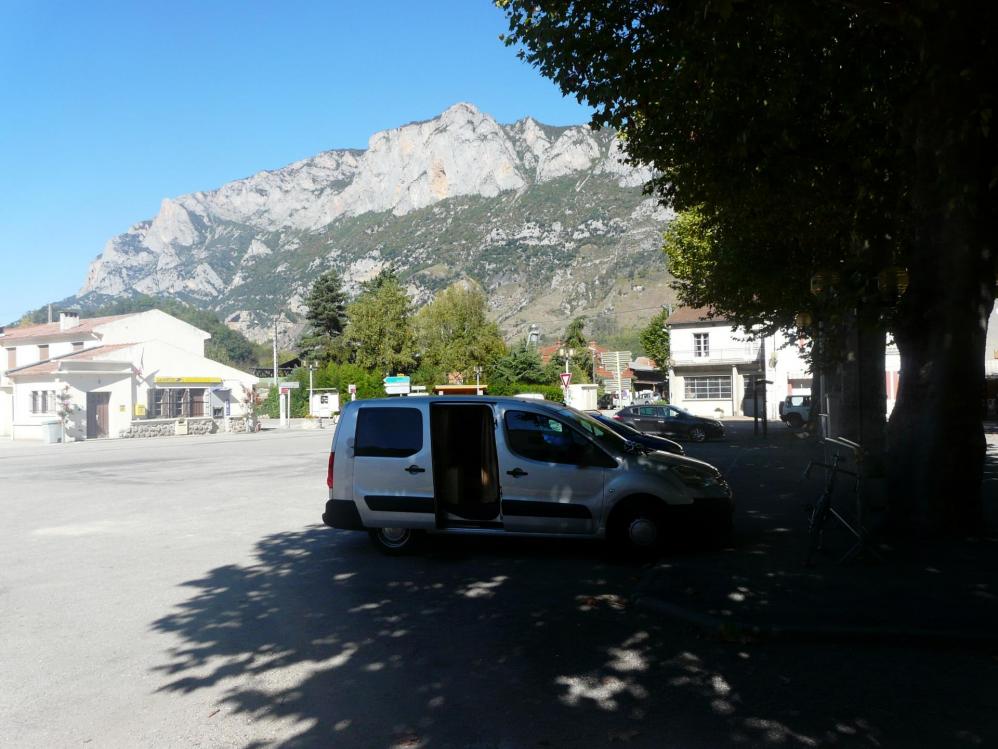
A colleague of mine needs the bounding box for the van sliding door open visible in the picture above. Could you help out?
[430,404,502,528]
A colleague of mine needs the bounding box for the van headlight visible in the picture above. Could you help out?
[670,464,723,490]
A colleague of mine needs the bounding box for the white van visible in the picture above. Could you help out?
[322,396,732,554]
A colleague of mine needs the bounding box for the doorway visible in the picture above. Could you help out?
[430,404,500,526]
[86,392,110,438]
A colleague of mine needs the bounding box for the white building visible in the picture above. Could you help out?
[0,310,258,441]
[666,307,811,420]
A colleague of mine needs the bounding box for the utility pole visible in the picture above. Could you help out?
[474,366,483,394]
[272,316,278,387]
[308,361,315,412]
[761,334,768,438]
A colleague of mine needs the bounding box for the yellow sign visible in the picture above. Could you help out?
[154,377,223,385]
[135,404,146,417]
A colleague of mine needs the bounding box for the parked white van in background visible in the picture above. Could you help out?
[322,397,733,554]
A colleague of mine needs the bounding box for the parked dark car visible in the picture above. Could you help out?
[585,411,685,455]
[614,404,725,442]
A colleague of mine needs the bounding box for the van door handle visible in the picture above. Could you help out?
[405,465,426,474]
[506,468,528,478]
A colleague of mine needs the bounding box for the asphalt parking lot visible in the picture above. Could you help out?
[2,427,995,748]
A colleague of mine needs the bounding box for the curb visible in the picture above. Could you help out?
[633,595,998,652]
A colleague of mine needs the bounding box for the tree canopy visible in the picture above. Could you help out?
[490,340,547,386]
[413,280,507,381]
[343,268,417,375]
[639,309,670,370]
[499,0,998,533]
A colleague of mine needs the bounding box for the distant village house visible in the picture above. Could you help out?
[0,310,258,441]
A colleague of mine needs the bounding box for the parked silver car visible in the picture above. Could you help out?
[322,397,733,554]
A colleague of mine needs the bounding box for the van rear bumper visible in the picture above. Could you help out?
[323,499,365,531]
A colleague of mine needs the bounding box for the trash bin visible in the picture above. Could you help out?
[42,420,62,444]
[175,418,188,436]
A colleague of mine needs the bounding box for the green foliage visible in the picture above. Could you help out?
[542,357,592,385]
[486,382,565,404]
[599,329,644,357]
[563,317,587,350]
[490,340,546,385]
[413,281,507,379]
[556,316,596,375]
[343,269,417,375]
[639,309,671,369]
[300,270,347,362]
[15,306,49,325]
[261,362,388,418]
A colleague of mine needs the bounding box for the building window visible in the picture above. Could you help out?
[685,376,732,400]
[38,344,49,362]
[150,388,207,418]
[693,333,709,358]
[31,390,57,414]
[72,342,84,352]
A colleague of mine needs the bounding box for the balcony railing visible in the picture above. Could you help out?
[670,345,762,366]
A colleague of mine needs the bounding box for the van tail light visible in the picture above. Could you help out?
[326,452,335,489]
[612,414,622,420]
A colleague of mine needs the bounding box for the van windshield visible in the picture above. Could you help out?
[558,407,629,454]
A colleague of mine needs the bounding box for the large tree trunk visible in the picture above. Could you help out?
[888,250,991,536]
[886,7,996,536]
[818,309,887,447]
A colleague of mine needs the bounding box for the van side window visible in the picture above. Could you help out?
[355,408,422,458]
[504,410,593,465]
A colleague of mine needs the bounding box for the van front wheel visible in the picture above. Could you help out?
[368,527,419,555]
[609,499,667,558]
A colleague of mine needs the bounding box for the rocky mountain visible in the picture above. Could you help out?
[78,103,675,344]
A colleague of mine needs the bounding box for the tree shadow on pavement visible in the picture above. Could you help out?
[149,525,997,748]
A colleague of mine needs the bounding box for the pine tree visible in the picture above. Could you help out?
[300,270,347,362]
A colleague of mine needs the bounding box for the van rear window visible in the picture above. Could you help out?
[355,408,422,458]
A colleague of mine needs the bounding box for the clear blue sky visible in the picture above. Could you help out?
[0,0,592,324]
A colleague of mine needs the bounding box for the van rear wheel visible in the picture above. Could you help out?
[368,527,419,555]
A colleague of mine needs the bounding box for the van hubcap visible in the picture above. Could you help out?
[380,528,409,547]
[628,518,659,547]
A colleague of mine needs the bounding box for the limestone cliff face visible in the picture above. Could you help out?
[79,103,673,343]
